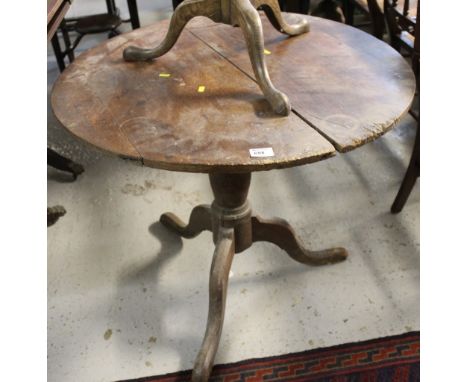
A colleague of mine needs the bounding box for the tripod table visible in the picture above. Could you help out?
[51,13,415,381]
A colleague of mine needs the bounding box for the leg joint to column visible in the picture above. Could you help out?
[211,200,251,225]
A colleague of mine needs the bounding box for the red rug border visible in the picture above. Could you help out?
[117,331,419,382]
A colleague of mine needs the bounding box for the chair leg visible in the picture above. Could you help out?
[127,0,141,28]
[61,25,75,63]
[299,0,310,14]
[192,227,235,382]
[123,0,222,61]
[391,127,419,213]
[108,29,121,38]
[367,0,385,39]
[51,33,66,72]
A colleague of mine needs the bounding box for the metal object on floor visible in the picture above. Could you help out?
[123,0,310,116]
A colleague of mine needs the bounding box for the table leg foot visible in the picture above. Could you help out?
[192,227,235,382]
[252,215,348,265]
[123,0,222,61]
[233,0,291,116]
[259,0,310,35]
[160,204,212,238]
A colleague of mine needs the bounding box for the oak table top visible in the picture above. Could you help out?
[51,14,415,173]
[51,14,416,382]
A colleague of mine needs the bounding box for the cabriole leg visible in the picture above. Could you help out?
[233,0,291,116]
[192,227,235,382]
[160,204,212,238]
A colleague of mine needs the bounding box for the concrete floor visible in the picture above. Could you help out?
[47,1,419,381]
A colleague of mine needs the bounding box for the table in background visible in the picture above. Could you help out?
[52,14,415,381]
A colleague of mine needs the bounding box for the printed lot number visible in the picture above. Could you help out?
[249,147,274,158]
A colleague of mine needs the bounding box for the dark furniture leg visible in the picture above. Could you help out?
[47,148,84,180]
[106,0,118,14]
[51,22,76,73]
[367,0,385,39]
[343,0,355,25]
[51,33,66,72]
[160,172,347,381]
[391,125,419,213]
[127,0,141,29]
[122,0,309,116]
[61,25,75,63]
[299,0,310,13]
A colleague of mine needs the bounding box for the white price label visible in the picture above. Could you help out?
[249,147,274,158]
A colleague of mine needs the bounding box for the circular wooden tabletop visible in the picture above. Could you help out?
[52,14,415,173]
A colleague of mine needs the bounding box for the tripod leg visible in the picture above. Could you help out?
[391,126,420,213]
[192,227,235,382]
[160,204,212,238]
[252,215,347,265]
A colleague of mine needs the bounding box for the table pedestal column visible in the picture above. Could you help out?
[160,172,348,382]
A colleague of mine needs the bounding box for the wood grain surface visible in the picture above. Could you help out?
[189,14,415,151]
[52,14,415,172]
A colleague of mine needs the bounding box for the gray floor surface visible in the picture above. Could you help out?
[47,1,420,381]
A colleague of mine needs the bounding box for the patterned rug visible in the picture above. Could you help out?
[118,331,420,382]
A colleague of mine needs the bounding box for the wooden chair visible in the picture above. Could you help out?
[383,0,418,52]
[51,0,139,71]
[389,0,419,213]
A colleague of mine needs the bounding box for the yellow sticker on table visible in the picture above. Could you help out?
[264,49,271,55]
[159,73,171,78]
[197,85,206,93]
